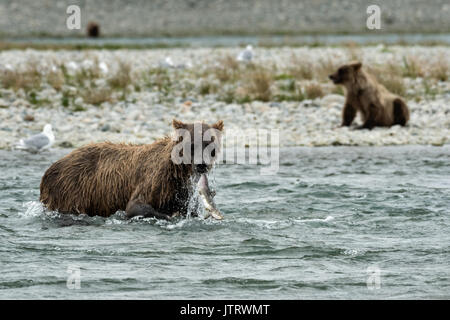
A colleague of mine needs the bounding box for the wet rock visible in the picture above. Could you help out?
[59,141,74,148]
[100,124,111,132]
[23,114,35,122]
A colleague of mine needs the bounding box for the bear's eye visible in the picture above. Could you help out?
[338,68,344,75]
[211,149,216,158]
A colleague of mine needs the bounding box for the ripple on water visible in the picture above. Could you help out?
[1,146,449,299]
[0,278,65,290]
[202,277,281,290]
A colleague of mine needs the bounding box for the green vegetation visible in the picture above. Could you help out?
[1,64,41,92]
[0,44,447,108]
[108,61,133,89]
[402,56,424,78]
[428,54,449,81]
[304,83,325,99]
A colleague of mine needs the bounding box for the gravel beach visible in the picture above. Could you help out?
[0,46,449,149]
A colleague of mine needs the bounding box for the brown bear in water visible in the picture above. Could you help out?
[40,119,224,219]
[329,62,410,129]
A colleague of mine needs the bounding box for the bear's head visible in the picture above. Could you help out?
[171,119,224,174]
[329,62,362,85]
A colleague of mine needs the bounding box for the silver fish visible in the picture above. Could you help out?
[198,174,223,220]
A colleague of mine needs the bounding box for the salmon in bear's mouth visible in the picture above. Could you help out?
[198,173,223,220]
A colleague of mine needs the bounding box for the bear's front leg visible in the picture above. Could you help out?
[341,103,356,127]
[356,119,375,130]
[356,103,378,130]
[125,199,170,220]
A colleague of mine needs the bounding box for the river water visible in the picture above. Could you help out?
[0,146,449,299]
[6,33,450,47]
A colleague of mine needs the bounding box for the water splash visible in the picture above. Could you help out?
[186,173,219,219]
[232,215,335,230]
[186,175,201,218]
[160,218,189,230]
[292,215,335,223]
[20,201,45,218]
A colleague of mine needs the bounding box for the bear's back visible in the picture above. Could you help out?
[40,141,169,216]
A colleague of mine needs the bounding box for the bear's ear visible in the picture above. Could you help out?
[351,62,362,71]
[212,120,224,131]
[172,119,186,130]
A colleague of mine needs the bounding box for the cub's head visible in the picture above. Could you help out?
[329,62,362,85]
[171,119,224,174]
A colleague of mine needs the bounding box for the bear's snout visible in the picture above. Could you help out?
[196,163,209,174]
[329,74,340,84]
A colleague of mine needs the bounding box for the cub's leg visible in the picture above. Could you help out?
[125,199,170,220]
[357,103,378,130]
[393,98,409,126]
[341,103,356,127]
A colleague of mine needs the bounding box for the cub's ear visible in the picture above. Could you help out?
[212,120,224,131]
[172,119,186,130]
[351,62,362,71]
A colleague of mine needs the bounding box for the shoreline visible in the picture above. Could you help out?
[0,46,449,150]
[2,33,450,51]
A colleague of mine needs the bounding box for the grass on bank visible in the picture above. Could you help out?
[0,43,448,108]
[1,64,41,91]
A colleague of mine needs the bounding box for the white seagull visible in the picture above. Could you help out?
[16,124,55,153]
[99,61,109,74]
[65,61,79,75]
[237,45,253,62]
[160,56,175,68]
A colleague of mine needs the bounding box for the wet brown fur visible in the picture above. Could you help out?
[40,120,223,218]
[329,62,410,129]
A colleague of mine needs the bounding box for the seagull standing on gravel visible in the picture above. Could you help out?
[65,61,79,73]
[81,59,94,70]
[237,45,253,62]
[160,56,175,68]
[99,61,109,74]
[16,124,55,153]
[1,63,14,71]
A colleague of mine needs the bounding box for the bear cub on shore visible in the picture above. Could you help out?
[40,119,224,219]
[329,62,410,129]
